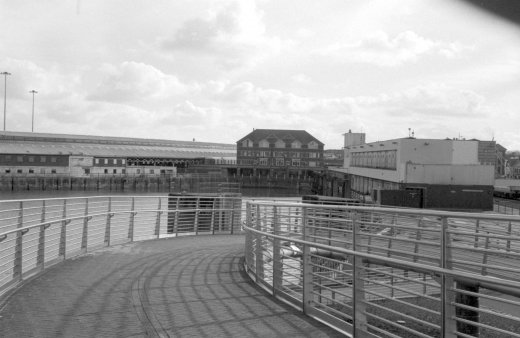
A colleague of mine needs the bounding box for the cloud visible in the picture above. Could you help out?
[318,31,473,67]
[356,84,487,118]
[88,62,187,102]
[160,0,281,70]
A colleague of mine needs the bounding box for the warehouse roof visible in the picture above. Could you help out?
[0,131,236,158]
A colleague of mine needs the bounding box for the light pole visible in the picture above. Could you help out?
[29,90,38,132]
[1,71,11,131]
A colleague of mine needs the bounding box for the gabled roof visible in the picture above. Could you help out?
[237,129,324,146]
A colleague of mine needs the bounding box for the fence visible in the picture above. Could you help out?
[494,198,520,215]
[243,201,520,337]
[0,194,242,297]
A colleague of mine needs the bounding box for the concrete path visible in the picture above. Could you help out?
[0,235,344,338]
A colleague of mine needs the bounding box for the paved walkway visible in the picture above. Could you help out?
[0,235,344,337]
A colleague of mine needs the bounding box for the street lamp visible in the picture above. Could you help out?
[1,71,11,131]
[29,90,38,132]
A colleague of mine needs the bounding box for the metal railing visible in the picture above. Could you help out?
[494,198,520,215]
[243,201,520,338]
[0,195,242,297]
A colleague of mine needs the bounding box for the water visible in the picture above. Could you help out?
[0,190,168,201]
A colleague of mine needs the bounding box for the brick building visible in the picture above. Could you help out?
[236,129,324,177]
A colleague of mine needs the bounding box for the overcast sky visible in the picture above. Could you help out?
[1,0,519,149]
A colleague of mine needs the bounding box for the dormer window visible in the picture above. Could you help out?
[242,139,253,147]
[308,141,318,149]
[259,139,269,148]
[275,139,285,148]
[291,140,302,149]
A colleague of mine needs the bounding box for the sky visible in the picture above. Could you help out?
[0,0,519,150]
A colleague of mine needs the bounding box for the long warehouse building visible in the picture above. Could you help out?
[0,131,236,177]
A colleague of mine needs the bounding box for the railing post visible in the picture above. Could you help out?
[104,197,112,247]
[272,206,282,295]
[128,197,135,241]
[194,197,200,235]
[81,198,89,253]
[210,199,216,235]
[154,198,162,239]
[255,204,264,282]
[37,200,46,270]
[506,221,512,252]
[174,197,180,236]
[352,211,367,336]
[441,216,457,338]
[59,199,67,260]
[302,206,314,314]
[245,202,252,269]
[473,219,480,248]
[413,217,422,262]
[13,201,24,281]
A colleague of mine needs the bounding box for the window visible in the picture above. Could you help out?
[51,169,57,174]
[309,152,317,158]
[309,161,316,167]
[259,158,268,166]
[5,169,10,173]
[136,169,141,174]
[113,169,117,174]
[17,169,23,174]
[28,156,34,163]
[291,141,301,149]
[84,168,90,174]
[275,158,284,166]
[122,169,126,174]
[104,159,108,164]
[29,169,34,174]
[95,158,100,164]
[51,157,57,163]
[5,155,11,161]
[259,139,269,148]
[150,169,155,174]
[104,169,108,174]
[40,156,46,163]
[122,159,126,165]
[40,169,45,174]
[242,139,253,147]
[275,140,285,148]
[113,159,117,165]
[308,141,318,149]
[291,159,300,167]
[17,156,23,162]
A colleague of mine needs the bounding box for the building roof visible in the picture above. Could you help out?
[237,129,324,146]
[0,131,236,159]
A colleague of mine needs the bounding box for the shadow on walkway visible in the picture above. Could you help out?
[0,235,344,337]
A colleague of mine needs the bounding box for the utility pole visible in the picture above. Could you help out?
[1,71,11,131]
[30,90,38,132]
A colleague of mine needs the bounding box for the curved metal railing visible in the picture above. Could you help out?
[0,195,242,297]
[243,201,520,338]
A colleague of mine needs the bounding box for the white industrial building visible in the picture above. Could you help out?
[342,134,495,210]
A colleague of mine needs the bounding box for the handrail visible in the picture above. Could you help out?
[0,207,239,238]
[252,200,520,222]
[243,200,520,338]
[0,195,243,298]
[243,223,520,296]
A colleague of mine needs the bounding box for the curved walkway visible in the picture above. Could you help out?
[0,235,343,338]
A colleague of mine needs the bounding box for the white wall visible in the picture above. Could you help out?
[451,141,479,164]
[405,164,494,185]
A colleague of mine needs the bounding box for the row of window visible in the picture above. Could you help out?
[95,158,126,165]
[241,139,320,149]
[238,158,319,167]
[349,150,397,170]
[0,155,58,163]
[238,150,321,158]
[5,168,58,174]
